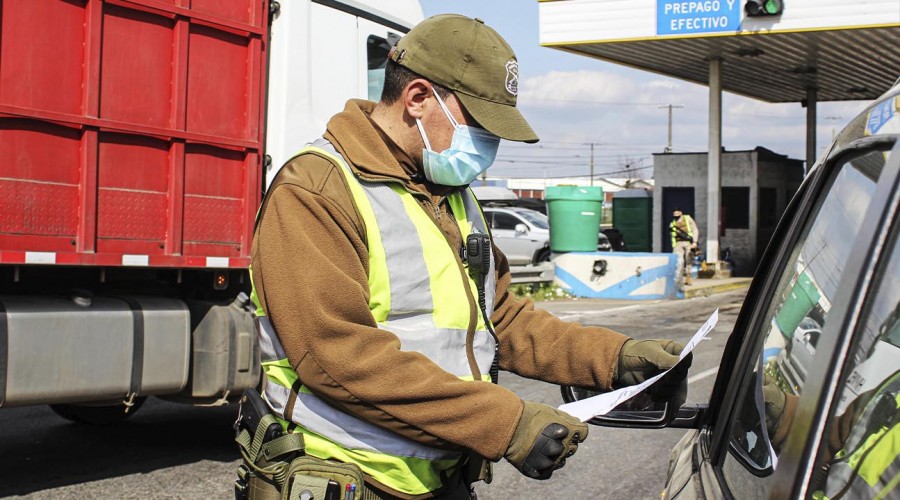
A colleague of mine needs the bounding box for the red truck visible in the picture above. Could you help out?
[0,0,422,423]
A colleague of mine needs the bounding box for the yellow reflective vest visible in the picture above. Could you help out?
[670,214,696,249]
[817,371,900,499]
[250,140,497,496]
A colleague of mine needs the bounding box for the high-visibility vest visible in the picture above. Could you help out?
[817,371,900,499]
[250,139,497,496]
[670,215,695,248]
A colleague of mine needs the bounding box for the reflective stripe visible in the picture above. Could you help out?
[380,317,495,377]
[392,187,470,328]
[266,382,460,461]
[257,317,286,362]
[360,182,434,317]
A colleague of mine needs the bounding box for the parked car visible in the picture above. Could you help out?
[775,317,822,395]
[562,78,900,498]
[483,206,551,265]
[597,232,613,251]
[483,207,612,265]
[601,228,627,251]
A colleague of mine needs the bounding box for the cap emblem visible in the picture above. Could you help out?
[504,60,519,96]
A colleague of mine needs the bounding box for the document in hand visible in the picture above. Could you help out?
[559,309,719,422]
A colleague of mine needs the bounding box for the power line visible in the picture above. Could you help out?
[520,97,670,106]
[498,152,656,160]
[490,164,655,180]
[494,157,652,166]
[502,140,663,148]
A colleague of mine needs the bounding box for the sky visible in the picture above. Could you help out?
[418,0,870,180]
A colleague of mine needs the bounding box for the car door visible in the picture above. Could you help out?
[489,210,533,265]
[680,136,900,499]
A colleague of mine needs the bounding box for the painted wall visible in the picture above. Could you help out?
[553,252,680,299]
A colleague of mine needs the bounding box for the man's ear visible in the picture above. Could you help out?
[403,79,431,120]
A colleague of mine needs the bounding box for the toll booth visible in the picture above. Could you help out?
[539,0,900,275]
[653,147,803,275]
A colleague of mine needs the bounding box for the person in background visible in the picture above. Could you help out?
[246,14,692,499]
[670,208,700,287]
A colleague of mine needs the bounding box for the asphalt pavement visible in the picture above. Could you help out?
[0,284,751,499]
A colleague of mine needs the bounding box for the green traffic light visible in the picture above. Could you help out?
[745,0,783,17]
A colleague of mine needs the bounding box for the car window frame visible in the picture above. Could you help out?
[772,135,900,498]
[702,136,900,494]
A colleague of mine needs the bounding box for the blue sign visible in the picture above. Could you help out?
[866,99,896,135]
[657,0,741,35]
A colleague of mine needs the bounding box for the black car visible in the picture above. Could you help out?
[563,79,900,498]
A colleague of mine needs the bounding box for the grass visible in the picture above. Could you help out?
[508,283,573,301]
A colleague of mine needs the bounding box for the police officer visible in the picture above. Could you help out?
[670,208,699,287]
[248,14,692,499]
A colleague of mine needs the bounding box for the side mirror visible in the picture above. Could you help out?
[514,223,529,235]
[560,386,706,429]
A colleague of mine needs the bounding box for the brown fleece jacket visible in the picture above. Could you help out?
[251,99,629,463]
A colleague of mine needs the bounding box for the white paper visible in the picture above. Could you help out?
[559,308,719,422]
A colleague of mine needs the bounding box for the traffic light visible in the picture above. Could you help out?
[745,0,783,16]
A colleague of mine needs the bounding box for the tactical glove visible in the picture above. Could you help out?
[616,339,691,409]
[504,402,588,480]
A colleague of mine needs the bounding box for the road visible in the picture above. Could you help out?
[0,289,746,499]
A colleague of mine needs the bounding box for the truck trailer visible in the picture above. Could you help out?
[0,0,423,423]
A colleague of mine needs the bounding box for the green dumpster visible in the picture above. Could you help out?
[545,185,603,252]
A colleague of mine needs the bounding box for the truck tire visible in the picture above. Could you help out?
[49,397,146,425]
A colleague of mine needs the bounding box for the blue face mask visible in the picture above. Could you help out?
[416,92,501,186]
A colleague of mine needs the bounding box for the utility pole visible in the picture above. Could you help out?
[590,143,594,186]
[658,104,683,153]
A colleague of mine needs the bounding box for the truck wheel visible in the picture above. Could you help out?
[49,397,146,425]
[535,248,551,264]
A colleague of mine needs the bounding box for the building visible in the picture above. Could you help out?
[653,147,803,275]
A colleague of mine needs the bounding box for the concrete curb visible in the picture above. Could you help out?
[684,278,753,298]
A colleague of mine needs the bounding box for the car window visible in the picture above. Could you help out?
[493,212,522,231]
[809,223,900,498]
[517,210,550,230]
[721,146,891,494]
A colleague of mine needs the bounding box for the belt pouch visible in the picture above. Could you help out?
[282,455,365,500]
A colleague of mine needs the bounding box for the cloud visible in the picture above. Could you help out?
[519,70,637,106]
[492,68,877,179]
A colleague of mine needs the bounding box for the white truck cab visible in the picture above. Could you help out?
[265,0,424,187]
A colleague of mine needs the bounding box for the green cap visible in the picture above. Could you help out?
[390,14,539,143]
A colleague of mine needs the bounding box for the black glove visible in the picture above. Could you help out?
[616,339,692,409]
[504,402,588,480]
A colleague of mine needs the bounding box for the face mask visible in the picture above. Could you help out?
[416,92,500,186]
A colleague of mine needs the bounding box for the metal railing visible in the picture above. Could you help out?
[509,262,554,285]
